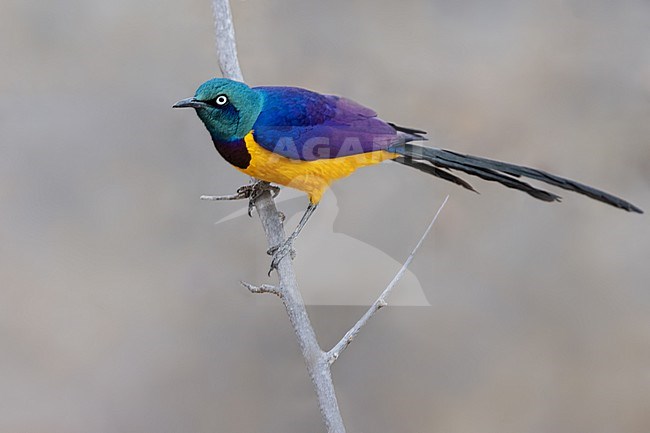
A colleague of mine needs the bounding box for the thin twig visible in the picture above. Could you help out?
[201,180,280,202]
[327,195,449,365]
[241,281,282,297]
[200,193,248,201]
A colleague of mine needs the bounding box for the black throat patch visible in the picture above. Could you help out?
[211,137,251,169]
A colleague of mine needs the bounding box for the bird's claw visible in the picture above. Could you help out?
[234,181,281,217]
[267,238,296,275]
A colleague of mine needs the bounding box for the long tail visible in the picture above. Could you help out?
[389,142,643,214]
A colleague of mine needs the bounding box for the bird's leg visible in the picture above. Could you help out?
[267,202,318,274]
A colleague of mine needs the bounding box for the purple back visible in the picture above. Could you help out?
[252,86,400,161]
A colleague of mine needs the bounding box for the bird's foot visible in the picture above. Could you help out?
[200,181,279,213]
[234,181,281,217]
[267,238,297,275]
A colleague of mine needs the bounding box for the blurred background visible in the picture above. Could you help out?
[1,0,649,432]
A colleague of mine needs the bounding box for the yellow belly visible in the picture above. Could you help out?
[237,132,397,203]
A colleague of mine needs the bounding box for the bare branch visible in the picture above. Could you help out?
[201,180,280,202]
[200,192,248,201]
[251,190,346,432]
[327,195,449,365]
[211,0,243,82]
[241,281,282,297]
[211,2,345,432]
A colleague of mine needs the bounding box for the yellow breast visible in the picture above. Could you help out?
[237,132,397,203]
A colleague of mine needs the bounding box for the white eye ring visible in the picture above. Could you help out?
[215,95,228,106]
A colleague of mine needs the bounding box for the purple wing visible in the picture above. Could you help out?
[252,86,417,161]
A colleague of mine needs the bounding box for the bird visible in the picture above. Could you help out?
[174,78,642,271]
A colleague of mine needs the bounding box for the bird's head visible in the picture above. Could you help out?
[173,78,263,142]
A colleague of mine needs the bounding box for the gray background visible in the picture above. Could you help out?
[1,0,649,432]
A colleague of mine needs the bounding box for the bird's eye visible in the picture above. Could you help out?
[214,95,229,106]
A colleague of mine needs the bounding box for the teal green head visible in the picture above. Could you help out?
[173,78,263,142]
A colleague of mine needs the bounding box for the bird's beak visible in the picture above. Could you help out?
[172,97,207,109]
